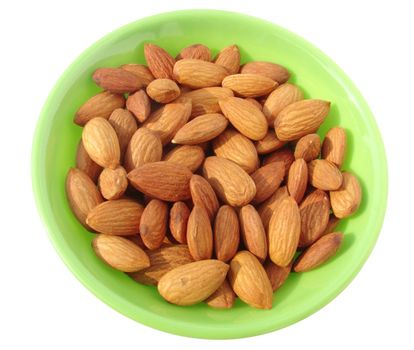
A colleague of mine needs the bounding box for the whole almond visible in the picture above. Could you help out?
[189,175,219,222]
[308,159,343,190]
[265,261,292,292]
[263,83,303,126]
[146,78,180,103]
[158,260,229,306]
[187,205,213,260]
[92,234,150,272]
[173,59,228,88]
[330,172,362,218]
[275,100,331,141]
[179,44,211,61]
[262,147,295,175]
[124,128,162,172]
[108,108,137,158]
[214,45,240,74]
[74,91,125,126]
[251,161,285,204]
[92,67,142,94]
[239,205,268,261]
[255,130,287,154]
[222,73,278,98]
[169,202,190,244]
[294,133,321,161]
[140,199,168,250]
[172,113,228,144]
[126,89,151,123]
[144,43,175,79]
[214,205,240,262]
[82,117,120,169]
[257,186,289,229]
[241,61,290,84]
[212,128,259,174]
[130,244,193,285]
[98,166,128,200]
[299,190,330,247]
[229,251,273,309]
[86,199,144,235]
[287,158,308,203]
[76,141,102,183]
[66,168,103,228]
[202,156,256,206]
[128,161,192,201]
[206,279,235,309]
[163,145,205,172]
[322,127,346,167]
[219,97,268,140]
[121,64,155,86]
[323,215,341,236]
[294,232,344,272]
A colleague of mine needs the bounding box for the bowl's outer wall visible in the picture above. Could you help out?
[32,10,387,339]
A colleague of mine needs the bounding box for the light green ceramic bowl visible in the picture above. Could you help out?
[32,10,387,339]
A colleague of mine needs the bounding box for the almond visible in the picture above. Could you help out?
[172,113,228,144]
[92,234,150,272]
[257,186,288,229]
[330,172,362,218]
[251,162,285,204]
[308,159,343,190]
[173,59,228,88]
[241,61,290,84]
[98,166,128,200]
[189,175,219,222]
[128,161,192,202]
[255,130,287,154]
[130,244,193,285]
[322,127,346,167]
[187,205,213,260]
[158,260,229,306]
[262,147,295,175]
[169,202,190,244]
[163,145,205,172]
[146,78,180,103]
[140,199,168,250]
[287,159,308,203]
[124,128,162,172]
[299,190,330,247]
[265,261,292,292]
[294,133,321,161]
[275,99,330,141]
[82,117,120,169]
[74,91,125,126]
[294,232,344,272]
[108,108,137,159]
[120,64,154,86]
[178,44,211,61]
[212,128,259,174]
[219,97,268,140]
[206,279,235,309]
[229,251,273,309]
[214,205,240,262]
[126,90,151,123]
[323,215,341,236]
[214,45,240,74]
[76,141,102,183]
[66,168,103,228]
[222,73,278,98]
[144,43,175,79]
[92,67,142,93]
[86,199,144,235]
[239,205,268,261]
[263,83,303,126]
[202,156,256,207]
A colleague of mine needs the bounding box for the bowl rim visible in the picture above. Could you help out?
[32,9,388,339]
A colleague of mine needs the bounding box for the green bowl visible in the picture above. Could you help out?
[32,10,387,339]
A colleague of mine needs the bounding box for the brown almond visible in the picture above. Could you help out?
[169,202,190,244]
[108,108,137,158]
[222,73,278,98]
[265,261,292,292]
[251,162,285,204]
[146,78,180,103]
[76,141,102,183]
[206,279,235,309]
[257,186,289,229]
[214,45,240,74]
[255,130,287,154]
[163,145,205,172]
[120,64,154,86]
[179,44,211,61]
[241,61,290,84]
[262,147,295,175]
[287,159,308,203]
[294,133,321,161]
[214,205,240,262]
[126,89,151,123]
[92,67,142,93]
[187,205,213,261]
[330,172,362,218]
[144,43,175,79]
[308,159,343,190]
[189,175,219,222]
[140,199,169,250]
[98,166,128,200]
[322,127,346,167]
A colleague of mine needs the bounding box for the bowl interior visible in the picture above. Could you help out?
[32,10,387,339]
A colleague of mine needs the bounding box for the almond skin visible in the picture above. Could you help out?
[163,145,205,172]
[322,127,346,167]
[246,98,263,111]
[128,161,192,202]
[294,232,344,272]
[214,45,240,74]
[120,64,154,86]
[92,234,150,272]
[219,97,268,140]
[206,279,235,309]
[214,205,240,262]
[179,44,211,61]
[287,158,308,203]
[82,117,120,169]
[74,91,125,126]
[126,90,151,123]
[222,73,278,98]
[308,159,343,190]
[108,109,137,159]
[241,61,290,84]
[187,205,213,260]
[262,147,295,175]
[98,166,128,200]
[189,175,219,222]
[239,205,268,261]
[144,43,175,79]
[173,59,228,88]
[202,156,256,207]
[66,168,103,228]
[255,130,287,154]
[129,244,193,285]
[251,161,285,204]
[229,251,273,309]
[330,172,362,218]
[86,199,144,235]
[172,113,228,144]
[158,260,229,306]
[323,215,341,236]
[212,128,259,174]
[92,67,142,94]
[265,261,292,292]
[76,141,102,183]
[169,202,190,244]
[294,133,321,161]
[140,199,169,250]
[257,186,289,229]
[146,78,180,103]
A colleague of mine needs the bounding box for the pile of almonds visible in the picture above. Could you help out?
[66,43,362,309]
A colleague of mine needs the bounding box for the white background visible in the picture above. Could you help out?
[1,0,413,348]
